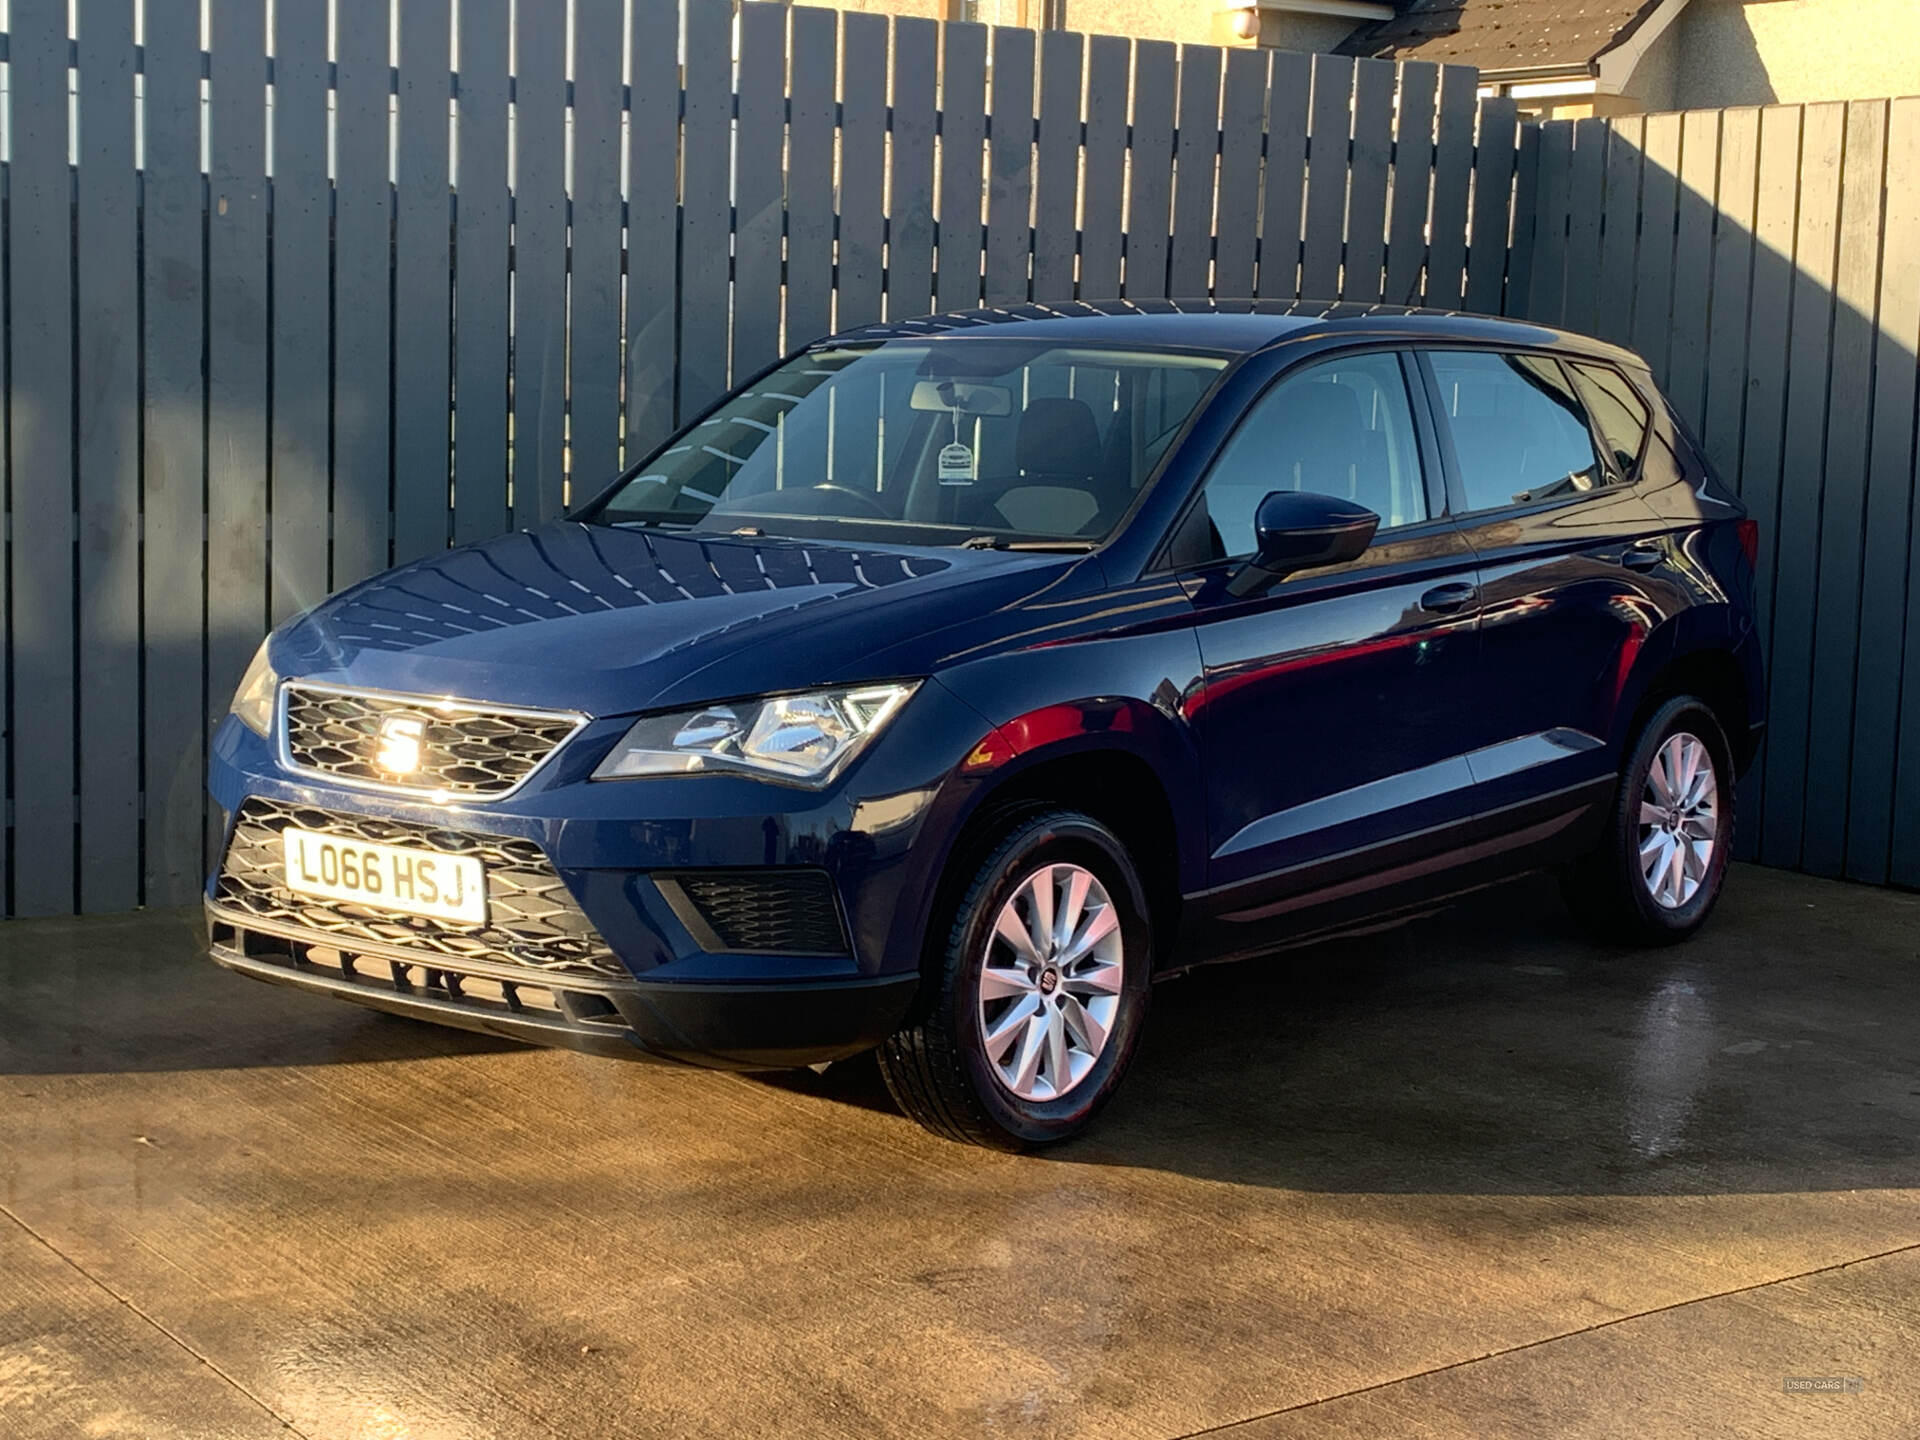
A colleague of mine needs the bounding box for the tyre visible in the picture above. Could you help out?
[1561,695,1735,945]
[876,809,1153,1149]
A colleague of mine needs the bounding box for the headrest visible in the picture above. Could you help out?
[1017,397,1102,477]
[1267,381,1367,492]
[1268,380,1364,445]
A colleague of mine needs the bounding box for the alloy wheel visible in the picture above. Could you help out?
[976,862,1125,1102]
[1638,731,1719,909]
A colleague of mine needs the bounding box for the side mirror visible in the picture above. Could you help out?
[1226,490,1381,598]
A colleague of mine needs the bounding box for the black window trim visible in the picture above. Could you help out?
[1413,345,1643,525]
[1149,341,1450,574]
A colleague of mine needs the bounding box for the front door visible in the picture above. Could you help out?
[1175,351,1486,952]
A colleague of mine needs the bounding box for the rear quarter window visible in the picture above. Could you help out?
[1568,361,1652,476]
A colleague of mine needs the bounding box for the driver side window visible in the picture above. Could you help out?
[1195,352,1427,560]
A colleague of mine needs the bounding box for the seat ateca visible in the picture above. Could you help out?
[207,302,1765,1148]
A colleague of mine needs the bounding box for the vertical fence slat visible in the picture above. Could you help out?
[1560,117,1608,338]
[1343,58,1394,304]
[1525,121,1572,324]
[624,0,680,457]
[1593,116,1645,346]
[1863,98,1920,883]
[1214,48,1267,299]
[206,0,271,862]
[512,2,569,525]
[1032,29,1084,303]
[1802,101,1888,877]
[570,0,626,488]
[453,0,511,538]
[888,18,940,319]
[269,0,332,621]
[1301,54,1353,300]
[1502,119,1540,314]
[733,4,786,377]
[984,25,1036,307]
[1631,112,1682,379]
[1385,62,1436,308]
[1256,50,1309,300]
[1665,109,1721,431]
[335,0,395,586]
[1700,108,1760,493]
[839,14,890,328]
[142,4,210,906]
[1762,102,1847,869]
[1168,44,1222,298]
[1424,66,1476,308]
[1733,104,1806,859]
[679,0,733,409]
[1464,97,1517,316]
[393,0,453,561]
[934,21,987,313]
[10,0,74,913]
[1079,34,1129,300]
[1124,40,1176,299]
[74,0,139,912]
[786,6,838,339]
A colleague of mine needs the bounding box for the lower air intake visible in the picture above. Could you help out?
[658,870,851,956]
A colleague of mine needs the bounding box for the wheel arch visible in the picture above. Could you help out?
[1622,643,1756,772]
[912,703,1204,990]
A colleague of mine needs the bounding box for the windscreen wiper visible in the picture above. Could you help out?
[959,536,1098,553]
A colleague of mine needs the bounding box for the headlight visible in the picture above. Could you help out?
[593,683,919,786]
[229,638,280,737]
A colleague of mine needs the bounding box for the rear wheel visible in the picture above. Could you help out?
[1561,695,1734,945]
[877,809,1152,1149]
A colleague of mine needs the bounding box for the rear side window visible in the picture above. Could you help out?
[1568,361,1651,476]
[1427,351,1606,513]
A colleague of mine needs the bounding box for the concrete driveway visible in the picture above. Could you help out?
[2,863,1916,1439]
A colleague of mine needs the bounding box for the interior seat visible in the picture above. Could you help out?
[973,396,1127,536]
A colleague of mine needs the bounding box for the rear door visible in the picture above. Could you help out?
[1175,350,1487,947]
[1417,348,1670,833]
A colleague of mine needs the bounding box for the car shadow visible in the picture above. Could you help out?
[0,905,521,1074]
[760,867,1920,1197]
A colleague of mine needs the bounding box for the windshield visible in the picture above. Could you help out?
[586,341,1230,546]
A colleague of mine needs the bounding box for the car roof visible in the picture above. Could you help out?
[820,299,1648,370]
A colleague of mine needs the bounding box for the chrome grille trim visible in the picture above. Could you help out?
[275,681,589,802]
[215,798,627,980]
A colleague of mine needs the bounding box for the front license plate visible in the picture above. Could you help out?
[281,828,487,924]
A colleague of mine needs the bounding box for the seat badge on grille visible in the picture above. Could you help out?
[375,714,426,776]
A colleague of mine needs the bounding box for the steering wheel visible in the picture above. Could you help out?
[807,483,891,518]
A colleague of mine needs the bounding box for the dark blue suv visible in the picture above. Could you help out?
[207,303,1765,1148]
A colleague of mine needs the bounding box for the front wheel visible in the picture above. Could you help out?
[876,810,1152,1149]
[1561,695,1735,945]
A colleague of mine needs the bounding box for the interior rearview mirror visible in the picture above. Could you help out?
[909,379,1014,417]
[1226,490,1381,598]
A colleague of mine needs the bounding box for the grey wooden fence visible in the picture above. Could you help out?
[1511,99,1920,888]
[4,0,1531,918]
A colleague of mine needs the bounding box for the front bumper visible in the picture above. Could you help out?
[203,678,996,1067]
[207,899,919,1068]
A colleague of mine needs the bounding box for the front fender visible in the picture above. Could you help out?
[918,619,1209,882]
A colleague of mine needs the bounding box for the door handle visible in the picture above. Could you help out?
[1619,543,1664,571]
[1419,582,1478,614]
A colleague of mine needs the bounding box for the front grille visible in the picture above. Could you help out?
[281,684,584,798]
[660,870,850,955]
[215,798,625,979]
